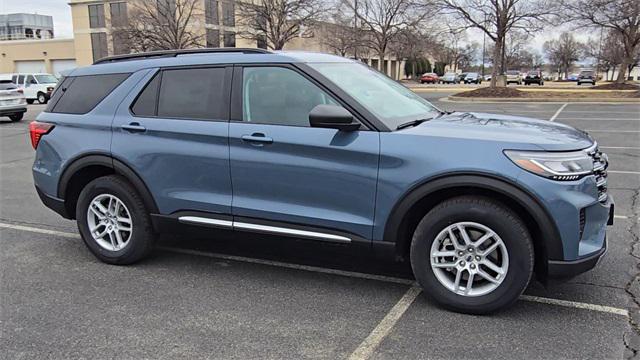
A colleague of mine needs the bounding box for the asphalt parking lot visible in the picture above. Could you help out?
[1,98,639,359]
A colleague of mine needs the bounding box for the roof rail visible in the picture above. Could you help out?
[93,48,272,65]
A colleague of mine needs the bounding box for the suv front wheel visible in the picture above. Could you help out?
[76,175,155,264]
[410,196,534,314]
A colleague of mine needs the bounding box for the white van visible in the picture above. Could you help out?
[7,73,58,104]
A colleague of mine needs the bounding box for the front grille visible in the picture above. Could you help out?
[587,143,608,203]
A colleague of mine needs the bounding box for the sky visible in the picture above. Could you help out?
[1,0,74,38]
[1,0,596,60]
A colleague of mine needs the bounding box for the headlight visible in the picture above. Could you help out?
[504,149,593,180]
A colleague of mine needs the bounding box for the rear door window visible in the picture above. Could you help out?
[157,67,226,120]
[131,73,160,117]
[48,73,130,114]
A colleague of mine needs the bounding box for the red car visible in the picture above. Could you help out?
[420,72,439,84]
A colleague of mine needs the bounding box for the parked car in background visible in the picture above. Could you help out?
[32,49,613,314]
[420,72,439,84]
[464,72,482,84]
[524,70,544,86]
[458,73,468,83]
[505,70,522,85]
[484,74,492,81]
[567,74,580,81]
[0,80,27,121]
[440,72,458,84]
[5,73,58,104]
[577,71,596,86]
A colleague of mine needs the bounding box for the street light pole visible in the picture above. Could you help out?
[481,15,486,77]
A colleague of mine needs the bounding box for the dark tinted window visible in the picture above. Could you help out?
[157,68,226,120]
[131,74,160,116]
[50,73,130,114]
[0,81,16,90]
[44,77,71,112]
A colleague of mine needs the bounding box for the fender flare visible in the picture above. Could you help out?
[57,154,159,214]
[383,173,563,261]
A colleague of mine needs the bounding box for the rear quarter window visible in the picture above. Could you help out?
[47,73,130,114]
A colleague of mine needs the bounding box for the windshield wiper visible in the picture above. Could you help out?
[396,112,446,130]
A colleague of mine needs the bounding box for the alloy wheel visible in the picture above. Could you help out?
[86,194,133,251]
[430,222,509,297]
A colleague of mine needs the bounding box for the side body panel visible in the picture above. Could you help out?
[110,68,233,215]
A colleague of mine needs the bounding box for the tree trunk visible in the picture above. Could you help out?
[489,36,503,88]
[378,51,385,72]
[616,56,630,83]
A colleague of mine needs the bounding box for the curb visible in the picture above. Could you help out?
[445,96,640,103]
[408,87,639,93]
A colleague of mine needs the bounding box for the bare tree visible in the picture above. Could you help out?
[343,0,428,71]
[561,0,639,83]
[123,0,204,51]
[389,27,434,78]
[236,0,326,50]
[434,0,558,87]
[322,8,360,57]
[543,32,583,80]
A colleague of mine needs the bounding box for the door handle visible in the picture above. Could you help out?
[241,133,273,145]
[121,122,146,133]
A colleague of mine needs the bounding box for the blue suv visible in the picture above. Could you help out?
[32,49,613,313]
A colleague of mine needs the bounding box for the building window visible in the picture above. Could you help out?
[205,0,219,25]
[223,31,235,47]
[257,34,267,49]
[110,2,128,28]
[206,29,220,48]
[157,0,176,19]
[221,2,235,26]
[112,31,129,55]
[91,32,108,61]
[89,4,105,28]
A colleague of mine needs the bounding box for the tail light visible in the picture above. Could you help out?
[17,89,23,94]
[29,121,55,150]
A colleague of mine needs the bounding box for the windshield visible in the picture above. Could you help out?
[35,74,58,84]
[309,62,440,129]
[507,71,519,75]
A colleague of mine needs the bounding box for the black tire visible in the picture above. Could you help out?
[410,196,534,314]
[37,92,48,104]
[76,175,155,265]
[26,99,34,104]
[9,113,23,122]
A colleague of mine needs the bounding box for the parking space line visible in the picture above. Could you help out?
[519,295,629,317]
[0,222,80,238]
[556,118,640,121]
[608,170,640,175]
[0,222,631,318]
[549,103,568,122]
[348,287,422,360]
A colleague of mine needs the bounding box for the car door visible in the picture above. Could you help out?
[229,65,380,242]
[111,66,233,217]
[24,74,38,99]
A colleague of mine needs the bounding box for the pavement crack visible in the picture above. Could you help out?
[624,187,640,359]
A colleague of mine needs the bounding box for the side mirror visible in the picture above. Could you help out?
[309,105,360,131]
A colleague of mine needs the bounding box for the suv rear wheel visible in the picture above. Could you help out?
[410,196,534,314]
[76,175,155,264]
[37,92,48,104]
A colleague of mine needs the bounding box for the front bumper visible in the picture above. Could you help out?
[548,236,607,278]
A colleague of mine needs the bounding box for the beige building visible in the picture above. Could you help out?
[0,38,76,75]
[1,1,404,80]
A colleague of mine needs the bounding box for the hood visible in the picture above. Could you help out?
[405,112,594,151]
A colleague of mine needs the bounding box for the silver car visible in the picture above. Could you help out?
[0,80,27,121]
[439,72,458,84]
